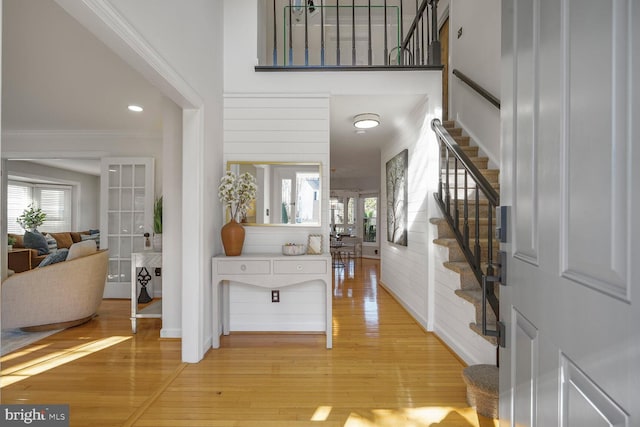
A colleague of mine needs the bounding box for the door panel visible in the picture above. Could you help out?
[100,158,154,298]
[500,0,638,425]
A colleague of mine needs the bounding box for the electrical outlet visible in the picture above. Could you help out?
[271,290,280,303]
[155,268,161,276]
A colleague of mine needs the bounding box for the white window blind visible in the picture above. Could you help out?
[7,182,32,234]
[36,186,72,232]
[7,181,73,234]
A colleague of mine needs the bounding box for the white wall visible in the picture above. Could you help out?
[7,160,100,231]
[448,0,501,166]
[2,131,163,191]
[223,94,329,331]
[102,0,224,363]
[160,97,182,338]
[379,93,441,331]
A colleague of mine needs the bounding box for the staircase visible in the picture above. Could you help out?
[430,120,500,419]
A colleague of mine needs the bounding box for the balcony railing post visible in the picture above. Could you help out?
[336,0,341,66]
[321,0,325,65]
[352,0,356,65]
[273,0,278,65]
[399,0,404,65]
[288,0,293,65]
[304,0,309,65]
[384,0,388,66]
[368,0,373,65]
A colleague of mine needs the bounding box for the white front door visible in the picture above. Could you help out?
[100,157,154,298]
[500,1,639,426]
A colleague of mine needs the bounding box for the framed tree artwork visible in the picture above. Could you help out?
[386,149,408,246]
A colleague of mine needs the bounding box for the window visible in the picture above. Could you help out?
[363,196,377,243]
[330,194,356,236]
[8,181,73,234]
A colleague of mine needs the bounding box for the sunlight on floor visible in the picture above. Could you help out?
[0,336,131,388]
[0,344,52,363]
[341,406,498,427]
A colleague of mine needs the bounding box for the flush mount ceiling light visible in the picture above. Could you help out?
[128,105,143,112]
[353,113,380,129]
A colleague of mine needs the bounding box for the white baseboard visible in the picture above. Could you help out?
[160,328,181,338]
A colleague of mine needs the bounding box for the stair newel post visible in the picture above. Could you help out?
[454,157,459,230]
[428,0,440,65]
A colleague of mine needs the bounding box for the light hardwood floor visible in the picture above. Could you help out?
[1,258,496,426]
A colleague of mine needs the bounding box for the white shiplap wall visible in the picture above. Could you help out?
[379,97,439,330]
[223,94,330,332]
[432,242,496,365]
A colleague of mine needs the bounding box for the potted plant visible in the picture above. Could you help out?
[217,171,257,256]
[8,235,16,251]
[17,204,46,231]
[153,196,162,251]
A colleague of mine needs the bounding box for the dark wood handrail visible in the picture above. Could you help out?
[431,119,499,206]
[452,69,501,109]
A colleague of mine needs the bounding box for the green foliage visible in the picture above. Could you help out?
[154,197,163,234]
[8,235,16,246]
[17,204,46,230]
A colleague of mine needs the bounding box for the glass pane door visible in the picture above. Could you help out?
[101,158,154,298]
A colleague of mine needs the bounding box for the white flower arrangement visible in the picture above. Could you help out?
[218,171,258,222]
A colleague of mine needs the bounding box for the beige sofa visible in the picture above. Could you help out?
[2,247,108,331]
[8,230,98,273]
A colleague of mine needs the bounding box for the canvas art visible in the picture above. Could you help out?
[386,149,408,246]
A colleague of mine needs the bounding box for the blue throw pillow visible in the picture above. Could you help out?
[23,230,49,255]
[38,249,69,267]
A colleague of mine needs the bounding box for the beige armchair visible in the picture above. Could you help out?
[2,249,108,331]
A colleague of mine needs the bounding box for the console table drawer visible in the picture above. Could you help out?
[217,260,271,275]
[273,259,327,275]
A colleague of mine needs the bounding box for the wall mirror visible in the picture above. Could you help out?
[227,162,321,226]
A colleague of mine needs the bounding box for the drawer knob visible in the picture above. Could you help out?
[296,264,303,271]
[240,264,247,271]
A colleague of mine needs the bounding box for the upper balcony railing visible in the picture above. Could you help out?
[258,0,441,70]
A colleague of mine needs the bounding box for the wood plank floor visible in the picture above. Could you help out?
[1,258,497,426]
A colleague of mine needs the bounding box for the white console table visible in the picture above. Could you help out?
[130,251,162,333]
[212,253,333,349]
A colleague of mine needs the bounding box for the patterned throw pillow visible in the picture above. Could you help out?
[44,234,58,254]
[23,230,49,255]
[38,249,69,267]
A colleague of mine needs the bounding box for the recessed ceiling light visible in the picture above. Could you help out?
[128,105,143,112]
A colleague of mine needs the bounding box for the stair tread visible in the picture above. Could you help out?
[462,364,499,394]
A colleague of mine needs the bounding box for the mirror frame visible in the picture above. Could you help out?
[226,161,322,227]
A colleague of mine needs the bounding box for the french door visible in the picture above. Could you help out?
[500,1,638,426]
[100,158,154,298]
